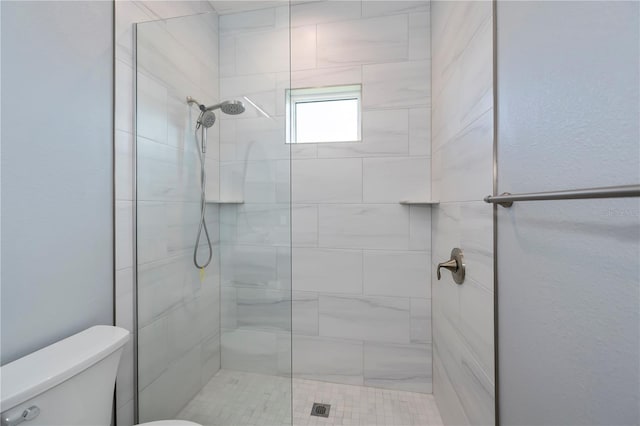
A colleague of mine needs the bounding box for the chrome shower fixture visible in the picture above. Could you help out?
[186,95,245,271]
[199,110,216,128]
[205,99,246,115]
[186,96,246,116]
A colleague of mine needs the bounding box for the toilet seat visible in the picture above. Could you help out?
[138,421,202,426]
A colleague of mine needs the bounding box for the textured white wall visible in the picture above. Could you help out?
[1,1,113,363]
[496,2,640,424]
[430,1,495,424]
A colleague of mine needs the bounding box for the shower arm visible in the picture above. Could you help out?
[187,96,204,110]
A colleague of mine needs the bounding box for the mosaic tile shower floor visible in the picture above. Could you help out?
[178,369,443,426]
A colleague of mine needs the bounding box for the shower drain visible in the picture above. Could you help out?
[310,403,331,418]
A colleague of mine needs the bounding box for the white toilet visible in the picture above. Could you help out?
[0,326,199,426]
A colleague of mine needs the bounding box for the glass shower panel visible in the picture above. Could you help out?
[135,8,291,425]
[217,1,293,423]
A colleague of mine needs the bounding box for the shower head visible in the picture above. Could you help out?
[204,100,245,115]
[198,110,216,128]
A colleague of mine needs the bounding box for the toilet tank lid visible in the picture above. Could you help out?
[0,326,130,411]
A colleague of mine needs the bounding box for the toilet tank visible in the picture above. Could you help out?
[0,326,130,426]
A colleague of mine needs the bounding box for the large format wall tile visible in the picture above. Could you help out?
[431,1,495,422]
[319,295,411,343]
[409,107,431,156]
[362,0,429,18]
[292,204,318,247]
[235,27,289,75]
[409,205,431,250]
[363,156,430,203]
[139,346,202,423]
[292,335,364,385]
[220,7,279,35]
[136,137,199,202]
[221,329,278,375]
[220,244,279,288]
[236,288,291,332]
[292,291,319,336]
[363,60,431,109]
[363,250,430,298]
[317,14,409,67]
[291,1,361,27]
[433,109,493,203]
[236,204,291,246]
[409,10,431,60]
[318,204,410,249]
[410,298,432,344]
[292,158,363,203]
[291,65,362,90]
[364,341,432,393]
[291,25,317,71]
[293,248,363,294]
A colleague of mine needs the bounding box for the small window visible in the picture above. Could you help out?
[286,84,362,144]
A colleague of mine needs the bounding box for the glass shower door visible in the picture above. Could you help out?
[135,7,291,425]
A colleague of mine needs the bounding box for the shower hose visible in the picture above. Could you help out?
[193,117,213,270]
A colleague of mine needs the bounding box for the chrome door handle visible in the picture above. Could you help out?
[437,248,465,284]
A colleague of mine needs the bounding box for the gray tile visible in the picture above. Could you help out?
[292,204,318,247]
[409,205,431,250]
[317,15,409,67]
[363,156,430,203]
[138,345,202,422]
[364,342,432,393]
[292,158,363,203]
[409,107,431,156]
[292,248,363,294]
[291,1,361,27]
[319,295,411,343]
[363,60,430,109]
[221,329,278,375]
[409,11,431,60]
[236,203,291,246]
[292,335,363,385]
[292,291,319,336]
[363,250,430,298]
[236,288,291,332]
[433,110,493,203]
[362,0,429,17]
[411,298,432,343]
[318,204,410,250]
[220,244,278,288]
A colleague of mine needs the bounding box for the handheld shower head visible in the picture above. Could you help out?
[198,110,216,128]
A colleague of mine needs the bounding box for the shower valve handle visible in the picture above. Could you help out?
[437,248,465,284]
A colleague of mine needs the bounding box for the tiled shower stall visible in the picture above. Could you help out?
[114,1,494,425]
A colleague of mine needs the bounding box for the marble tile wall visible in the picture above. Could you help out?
[218,0,433,394]
[430,1,495,425]
[114,2,220,425]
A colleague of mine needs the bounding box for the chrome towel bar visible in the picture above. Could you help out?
[484,184,640,208]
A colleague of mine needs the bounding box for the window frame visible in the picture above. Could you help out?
[285,84,362,144]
